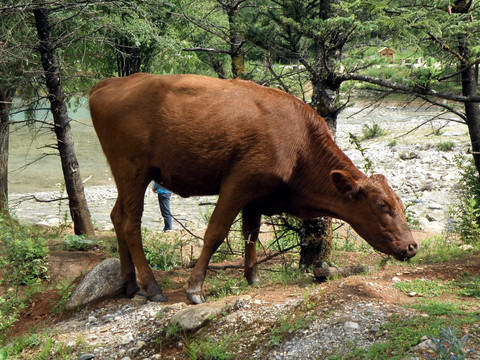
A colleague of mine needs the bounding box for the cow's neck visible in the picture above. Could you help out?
[289,126,365,220]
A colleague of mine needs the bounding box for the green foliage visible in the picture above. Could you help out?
[333,225,372,253]
[454,272,480,299]
[408,234,466,264]
[411,300,467,316]
[268,315,308,347]
[0,215,49,287]
[437,141,455,152]
[348,132,374,175]
[62,234,97,251]
[450,157,480,245]
[331,310,479,360]
[394,278,451,298]
[185,333,239,360]
[204,272,249,300]
[428,327,473,360]
[395,272,480,302]
[142,231,183,271]
[362,123,385,140]
[0,349,7,360]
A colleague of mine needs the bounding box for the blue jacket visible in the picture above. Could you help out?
[153,182,172,195]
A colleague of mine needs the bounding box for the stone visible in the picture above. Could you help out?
[78,355,95,360]
[120,332,134,345]
[400,151,419,160]
[66,258,124,310]
[170,295,251,332]
[343,321,360,331]
[411,339,436,352]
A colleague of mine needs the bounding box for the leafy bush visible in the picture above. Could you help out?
[428,327,473,360]
[0,216,49,287]
[450,157,480,245]
[437,141,455,151]
[143,231,183,271]
[362,123,385,140]
[63,234,97,251]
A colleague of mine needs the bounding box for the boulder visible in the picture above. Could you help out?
[170,295,251,332]
[66,258,124,310]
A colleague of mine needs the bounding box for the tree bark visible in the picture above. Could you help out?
[115,36,142,77]
[225,1,246,78]
[33,4,94,235]
[299,217,333,269]
[453,0,480,176]
[0,89,13,214]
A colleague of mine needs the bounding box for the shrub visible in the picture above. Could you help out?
[450,157,480,245]
[0,216,49,287]
[63,234,97,251]
[437,141,454,151]
[143,231,183,271]
[362,122,385,140]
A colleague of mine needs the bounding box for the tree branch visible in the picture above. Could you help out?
[342,73,480,103]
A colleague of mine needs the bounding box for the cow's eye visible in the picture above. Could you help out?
[378,202,386,208]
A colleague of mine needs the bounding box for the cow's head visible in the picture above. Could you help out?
[331,170,418,261]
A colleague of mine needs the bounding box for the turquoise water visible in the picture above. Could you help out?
[8,101,112,194]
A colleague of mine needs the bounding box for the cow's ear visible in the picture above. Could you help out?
[331,170,360,197]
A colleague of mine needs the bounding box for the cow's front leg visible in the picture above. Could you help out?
[186,185,248,304]
[242,205,262,285]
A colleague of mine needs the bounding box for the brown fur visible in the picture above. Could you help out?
[89,73,417,303]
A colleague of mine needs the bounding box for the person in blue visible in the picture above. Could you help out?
[152,181,173,231]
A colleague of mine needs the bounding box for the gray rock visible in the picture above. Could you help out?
[66,258,124,310]
[400,151,419,160]
[170,295,251,332]
[78,355,95,360]
[411,339,436,352]
[343,321,360,331]
[121,332,134,345]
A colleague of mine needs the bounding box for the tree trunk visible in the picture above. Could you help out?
[226,1,246,78]
[300,80,340,268]
[116,36,142,77]
[453,0,480,176]
[33,4,94,236]
[0,89,13,215]
[300,217,333,269]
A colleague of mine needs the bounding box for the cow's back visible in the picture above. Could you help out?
[89,73,323,197]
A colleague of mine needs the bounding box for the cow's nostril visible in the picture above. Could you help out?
[407,243,418,255]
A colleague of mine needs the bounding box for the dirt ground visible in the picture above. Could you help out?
[5,229,480,347]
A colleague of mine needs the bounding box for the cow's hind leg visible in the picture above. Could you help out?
[242,205,261,285]
[111,199,139,297]
[112,185,167,302]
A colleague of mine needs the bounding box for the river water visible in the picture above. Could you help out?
[7,101,470,232]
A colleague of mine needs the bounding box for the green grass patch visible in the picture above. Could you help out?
[394,278,452,298]
[204,271,249,300]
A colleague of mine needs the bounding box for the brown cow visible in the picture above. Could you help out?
[89,73,417,304]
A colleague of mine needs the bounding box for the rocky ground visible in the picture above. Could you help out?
[13,250,480,360]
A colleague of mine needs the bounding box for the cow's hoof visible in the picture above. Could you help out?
[148,293,168,302]
[186,291,205,304]
[136,291,167,302]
